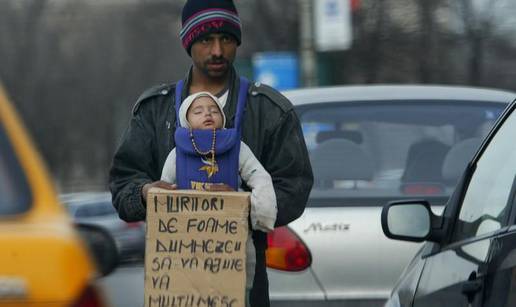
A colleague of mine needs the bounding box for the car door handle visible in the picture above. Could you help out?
[461,278,482,296]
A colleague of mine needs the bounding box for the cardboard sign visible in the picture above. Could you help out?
[144,188,250,307]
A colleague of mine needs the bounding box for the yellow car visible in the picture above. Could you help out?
[0,84,117,306]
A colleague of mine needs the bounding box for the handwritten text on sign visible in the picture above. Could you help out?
[145,189,250,307]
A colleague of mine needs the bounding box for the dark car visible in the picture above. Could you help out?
[382,96,516,306]
[61,192,145,262]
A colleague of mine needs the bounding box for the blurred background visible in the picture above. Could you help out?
[2,0,516,192]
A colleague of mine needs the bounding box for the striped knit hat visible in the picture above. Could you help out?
[180,0,242,55]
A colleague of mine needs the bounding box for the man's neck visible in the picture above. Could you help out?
[189,68,230,95]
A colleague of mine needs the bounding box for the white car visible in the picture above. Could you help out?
[266,85,516,307]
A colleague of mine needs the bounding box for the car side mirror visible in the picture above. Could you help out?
[381,200,441,242]
[75,223,119,276]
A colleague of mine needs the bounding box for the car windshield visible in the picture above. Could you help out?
[0,122,31,215]
[297,100,505,207]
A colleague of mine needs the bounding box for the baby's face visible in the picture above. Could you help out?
[186,96,223,129]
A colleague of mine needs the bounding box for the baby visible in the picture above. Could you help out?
[161,91,277,306]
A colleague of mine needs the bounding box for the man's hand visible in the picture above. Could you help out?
[142,181,177,203]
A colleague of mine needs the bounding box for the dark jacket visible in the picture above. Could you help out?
[109,68,313,306]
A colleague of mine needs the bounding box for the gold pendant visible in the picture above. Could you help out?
[199,157,219,178]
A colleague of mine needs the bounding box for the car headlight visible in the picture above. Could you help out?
[384,293,401,307]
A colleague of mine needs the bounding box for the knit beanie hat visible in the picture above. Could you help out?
[180,0,242,55]
[179,92,227,129]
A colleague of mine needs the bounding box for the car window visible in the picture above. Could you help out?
[74,205,90,217]
[0,122,31,215]
[450,107,516,242]
[73,201,114,217]
[95,202,116,215]
[297,101,504,207]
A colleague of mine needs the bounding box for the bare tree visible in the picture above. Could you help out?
[2,0,516,191]
[417,0,437,83]
[454,0,498,85]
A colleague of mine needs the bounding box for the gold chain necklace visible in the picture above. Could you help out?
[190,128,218,178]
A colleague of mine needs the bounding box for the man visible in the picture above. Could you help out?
[109,0,313,306]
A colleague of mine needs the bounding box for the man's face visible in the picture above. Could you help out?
[190,33,237,79]
[186,96,224,130]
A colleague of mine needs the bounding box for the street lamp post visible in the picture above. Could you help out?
[299,0,317,87]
